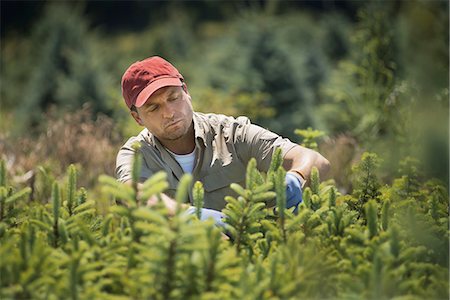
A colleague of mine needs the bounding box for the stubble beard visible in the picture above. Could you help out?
[163,120,191,141]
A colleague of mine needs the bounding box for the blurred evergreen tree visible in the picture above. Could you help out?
[394,0,449,185]
[319,1,448,183]
[249,27,312,136]
[321,3,397,143]
[13,3,111,133]
[394,0,448,94]
[183,12,350,140]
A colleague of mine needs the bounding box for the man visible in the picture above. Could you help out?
[116,56,330,224]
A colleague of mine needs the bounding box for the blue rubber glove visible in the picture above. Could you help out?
[185,206,226,228]
[285,172,304,214]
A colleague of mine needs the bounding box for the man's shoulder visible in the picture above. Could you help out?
[194,112,251,128]
[121,128,151,148]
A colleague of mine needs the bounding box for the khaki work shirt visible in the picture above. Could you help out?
[116,112,297,210]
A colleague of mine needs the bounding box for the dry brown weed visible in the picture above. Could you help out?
[1,105,122,189]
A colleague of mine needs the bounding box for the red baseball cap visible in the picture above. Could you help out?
[121,56,184,109]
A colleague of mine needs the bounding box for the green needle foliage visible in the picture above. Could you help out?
[310,166,320,196]
[0,161,31,222]
[51,182,61,247]
[193,181,205,219]
[349,152,382,218]
[274,166,287,242]
[0,148,448,299]
[131,142,142,205]
[66,164,77,216]
[365,200,378,239]
[0,159,6,187]
[294,127,326,151]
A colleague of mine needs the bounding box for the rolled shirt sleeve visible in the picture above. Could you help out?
[235,120,297,172]
[115,136,152,183]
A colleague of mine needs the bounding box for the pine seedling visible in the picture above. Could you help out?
[274,167,287,242]
[246,158,264,191]
[181,251,202,298]
[294,127,325,151]
[193,181,204,219]
[24,224,35,258]
[310,167,320,195]
[66,199,96,229]
[66,164,77,216]
[19,226,29,268]
[77,188,87,205]
[268,148,283,176]
[328,186,337,208]
[99,175,135,207]
[35,166,55,204]
[311,194,321,211]
[0,186,31,221]
[139,171,169,203]
[0,159,6,187]
[52,181,61,247]
[0,160,31,221]
[352,152,381,216]
[0,222,6,238]
[224,191,263,254]
[302,188,312,209]
[381,200,390,231]
[428,191,439,222]
[370,254,382,300]
[390,224,400,259]
[101,214,113,237]
[3,187,31,206]
[131,142,142,206]
[223,159,268,254]
[133,174,213,298]
[395,156,420,198]
[29,217,52,235]
[174,174,193,216]
[139,175,200,299]
[325,205,356,237]
[59,220,69,244]
[203,225,223,292]
[266,148,283,208]
[69,254,81,300]
[365,200,378,239]
[0,187,6,222]
[74,218,97,246]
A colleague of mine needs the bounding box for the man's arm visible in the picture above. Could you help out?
[282,145,331,186]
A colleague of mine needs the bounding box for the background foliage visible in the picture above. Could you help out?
[0,1,449,298]
[1,0,448,191]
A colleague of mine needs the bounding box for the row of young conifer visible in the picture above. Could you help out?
[0,147,448,299]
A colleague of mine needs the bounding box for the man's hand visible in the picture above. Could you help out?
[285,172,304,214]
[146,193,188,216]
[146,193,226,228]
[185,206,226,228]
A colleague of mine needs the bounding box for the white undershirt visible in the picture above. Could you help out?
[166,148,196,174]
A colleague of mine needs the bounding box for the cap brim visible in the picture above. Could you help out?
[135,77,183,107]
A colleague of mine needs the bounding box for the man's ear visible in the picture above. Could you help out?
[182,83,190,95]
[130,110,144,126]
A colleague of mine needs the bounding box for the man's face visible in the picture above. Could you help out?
[131,86,194,142]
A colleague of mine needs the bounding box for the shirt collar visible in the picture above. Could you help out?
[193,112,207,147]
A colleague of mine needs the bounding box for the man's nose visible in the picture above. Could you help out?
[162,105,175,119]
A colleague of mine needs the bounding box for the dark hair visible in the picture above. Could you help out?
[181,82,188,94]
[130,105,138,113]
